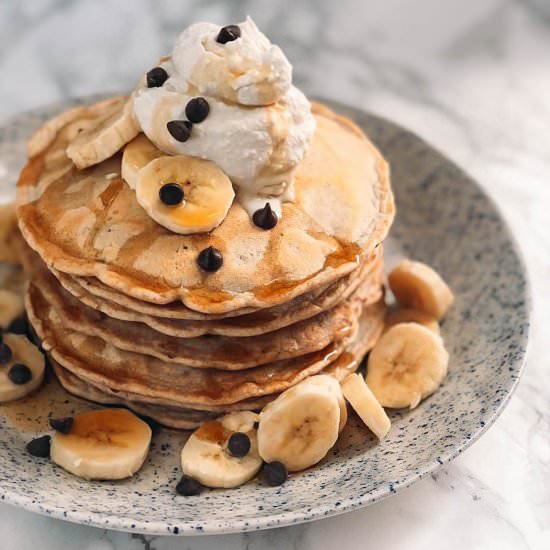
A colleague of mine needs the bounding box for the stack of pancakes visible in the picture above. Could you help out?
[14,100,394,429]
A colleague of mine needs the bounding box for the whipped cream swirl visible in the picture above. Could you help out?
[132,17,316,219]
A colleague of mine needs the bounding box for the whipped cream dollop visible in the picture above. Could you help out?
[132,17,316,219]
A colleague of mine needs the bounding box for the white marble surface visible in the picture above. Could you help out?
[0,0,549,548]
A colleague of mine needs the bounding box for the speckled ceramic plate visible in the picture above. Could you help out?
[0,97,530,536]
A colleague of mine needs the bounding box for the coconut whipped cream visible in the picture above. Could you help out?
[132,16,316,221]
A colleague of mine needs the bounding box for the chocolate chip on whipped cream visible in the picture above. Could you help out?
[146,67,169,88]
[185,97,210,123]
[252,202,278,230]
[216,24,241,44]
[132,16,316,230]
[166,120,192,142]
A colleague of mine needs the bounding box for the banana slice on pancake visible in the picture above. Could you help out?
[180,411,262,488]
[0,333,45,403]
[50,408,152,480]
[136,155,235,234]
[121,134,164,189]
[66,97,140,169]
[257,375,341,472]
[366,322,449,409]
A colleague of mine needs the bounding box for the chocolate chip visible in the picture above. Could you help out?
[216,25,241,44]
[0,342,12,364]
[167,120,192,142]
[8,363,32,385]
[49,416,74,434]
[8,315,28,335]
[185,97,210,124]
[146,67,169,88]
[263,461,288,486]
[227,432,251,458]
[159,183,184,206]
[253,421,260,430]
[253,203,278,230]
[176,475,203,496]
[197,246,223,272]
[26,435,51,458]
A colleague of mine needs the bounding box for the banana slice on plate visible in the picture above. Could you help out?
[0,289,25,329]
[136,155,235,234]
[180,411,262,489]
[0,333,45,402]
[384,307,440,334]
[50,408,152,480]
[121,134,164,189]
[341,373,391,440]
[388,259,454,320]
[66,98,140,169]
[366,322,449,409]
[257,375,341,472]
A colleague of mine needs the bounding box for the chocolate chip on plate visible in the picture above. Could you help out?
[167,120,193,142]
[159,183,184,206]
[197,246,223,272]
[146,66,169,88]
[216,25,241,44]
[176,475,203,496]
[26,435,51,458]
[185,97,210,124]
[253,203,278,230]
[49,416,74,434]
[0,342,12,364]
[8,363,32,385]
[263,461,288,487]
[8,315,28,335]
[227,432,251,458]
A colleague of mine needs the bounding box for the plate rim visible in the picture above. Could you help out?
[0,95,532,536]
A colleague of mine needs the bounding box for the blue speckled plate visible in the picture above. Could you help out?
[0,97,530,535]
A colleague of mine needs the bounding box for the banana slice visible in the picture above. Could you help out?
[341,373,390,440]
[0,333,45,402]
[66,98,140,169]
[121,134,164,190]
[50,408,152,480]
[0,203,19,263]
[388,259,454,320]
[136,155,235,234]
[257,376,341,472]
[366,323,449,409]
[180,412,262,488]
[0,289,25,329]
[298,374,348,433]
[385,307,440,334]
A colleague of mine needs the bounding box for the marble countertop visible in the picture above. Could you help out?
[0,0,548,548]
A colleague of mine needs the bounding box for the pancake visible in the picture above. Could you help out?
[30,270,364,369]
[17,100,394,313]
[51,299,385,428]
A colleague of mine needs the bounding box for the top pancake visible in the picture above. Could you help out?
[16,100,394,313]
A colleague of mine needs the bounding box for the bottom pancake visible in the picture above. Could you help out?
[49,301,385,429]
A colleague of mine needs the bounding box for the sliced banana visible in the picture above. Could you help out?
[136,155,235,234]
[0,203,19,263]
[385,307,440,334]
[341,373,391,440]
[257,376,341,472]
[0,333,45,402]
[0,289,25,329]
[121,134,164,190]
[66,98,140,169]
[50,408,152,480]
[366,323,449,409]
[180,411,262,488]
[298,374,347,433]
[388,259,454,320]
